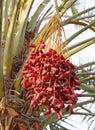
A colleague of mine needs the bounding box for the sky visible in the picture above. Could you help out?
[70,0,95,66]
[30,0,95,66]
[60,1,95,129]
[68,24,95,65]
[62,0,95,129]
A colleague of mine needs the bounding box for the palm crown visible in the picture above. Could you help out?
[0,0,95,130]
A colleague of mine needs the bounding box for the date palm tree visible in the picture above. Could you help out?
[0,0,95,129]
